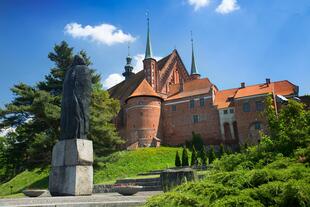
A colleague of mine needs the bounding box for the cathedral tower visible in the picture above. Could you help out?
[143,15,158,91]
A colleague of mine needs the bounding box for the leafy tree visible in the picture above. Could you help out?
[208,146,216,164]
[264,96,310,156]
[190,146,198,166]
[0,41,122,176]
[175,151,181,167]
[181,147,189,167]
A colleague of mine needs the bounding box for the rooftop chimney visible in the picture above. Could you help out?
[266,78,271,85]
[240,82,245,88]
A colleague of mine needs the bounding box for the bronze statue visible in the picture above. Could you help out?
[60,55,92,140]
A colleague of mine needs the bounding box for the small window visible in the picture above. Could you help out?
[243,102,250,112]
[172,105,176,111]
[255,122,261,130]
[230,108,234,114]
[199,98,205,107]
[256,101,264,111]
[224,110,228,114]
[190,100,195,109]
[193,115,199,123]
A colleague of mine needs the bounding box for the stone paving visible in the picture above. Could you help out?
[0,191,161,207]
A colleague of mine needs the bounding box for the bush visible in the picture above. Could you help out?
[181,147,189,167]
[190,147,198,166]
[208,146,216,164]
[175,151,181,167]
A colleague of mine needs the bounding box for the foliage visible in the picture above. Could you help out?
[200,148,207,166]
[145,99,310,207]
[190,147,198,167]
[191,132,204,152]
[218,143,225,158]
[0,41,122,181]
[175,151,181,167]
[264,96,310,156]
[181,147,189,167]
[208,146,216,164]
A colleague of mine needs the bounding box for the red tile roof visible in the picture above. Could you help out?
[126,79,162,101]
[234,80,296,99]
[214,88,238,109]
[215,80,297,109]
[166,77,213,101]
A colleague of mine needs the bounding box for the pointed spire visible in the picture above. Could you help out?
[190,31,199,75]
[145,12,153,59]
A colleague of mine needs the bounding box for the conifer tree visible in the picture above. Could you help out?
[175,151,181,167]
[200,148,207,166]
[219,143,225,158]
[190,146,198,166]
[181,147,189,167]
[208,146,216,164]
[0,41,123,176]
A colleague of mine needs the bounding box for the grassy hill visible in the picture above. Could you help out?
[0,147,181,197]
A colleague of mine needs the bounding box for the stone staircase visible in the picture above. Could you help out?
[93,176,162,193]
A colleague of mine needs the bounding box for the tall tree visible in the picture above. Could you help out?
[0,41,122,177]
[181,147,189,167]
[175,151,181,167]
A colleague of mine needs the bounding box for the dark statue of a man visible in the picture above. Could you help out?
[60,55,92,140]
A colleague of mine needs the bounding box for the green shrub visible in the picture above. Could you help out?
[212,194,264,207]
[182,147,189,167]
[208,146,216,164]
[190,147,198,166]
[249,169,269,187]
[175,151,181,167]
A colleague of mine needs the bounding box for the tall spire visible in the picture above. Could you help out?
[145,12,153,59]
[190,31,199,75]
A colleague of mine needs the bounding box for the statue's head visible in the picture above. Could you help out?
[72,55,86,66]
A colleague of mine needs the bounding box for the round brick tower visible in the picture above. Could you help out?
[125,79,162,148]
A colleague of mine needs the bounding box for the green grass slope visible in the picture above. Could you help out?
[94,147,181,183]
[0,147,180,197]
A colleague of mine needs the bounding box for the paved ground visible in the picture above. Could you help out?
[0,191,162,207]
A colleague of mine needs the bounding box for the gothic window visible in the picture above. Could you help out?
[243,102,250,112]
[224,122,232,139]
[193,115,199,123]
[190,99,195,109]
[199,98,205,107]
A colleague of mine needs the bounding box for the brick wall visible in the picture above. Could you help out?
[162,93,221,146]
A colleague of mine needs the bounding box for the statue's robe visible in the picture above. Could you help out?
[60,57,92,140]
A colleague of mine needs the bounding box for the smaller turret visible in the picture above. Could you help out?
[122,45,134,79]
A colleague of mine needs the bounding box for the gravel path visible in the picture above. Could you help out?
[0,191,161,207]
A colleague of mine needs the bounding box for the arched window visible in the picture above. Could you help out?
[224,122,232,140]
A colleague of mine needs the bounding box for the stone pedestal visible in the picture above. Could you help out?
[49,139,93,196]
[160,168,197,192]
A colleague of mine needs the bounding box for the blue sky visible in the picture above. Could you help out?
[0,0,310,107]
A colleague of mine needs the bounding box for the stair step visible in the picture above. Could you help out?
[116,177,160,184]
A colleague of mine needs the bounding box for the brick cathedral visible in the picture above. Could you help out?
[108,19,299,149]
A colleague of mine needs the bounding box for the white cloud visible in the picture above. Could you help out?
[188,0,211,11]
[102,54,162,89]
[216,0,240,14]
[102,73,125,89]
[65,22,136,46]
